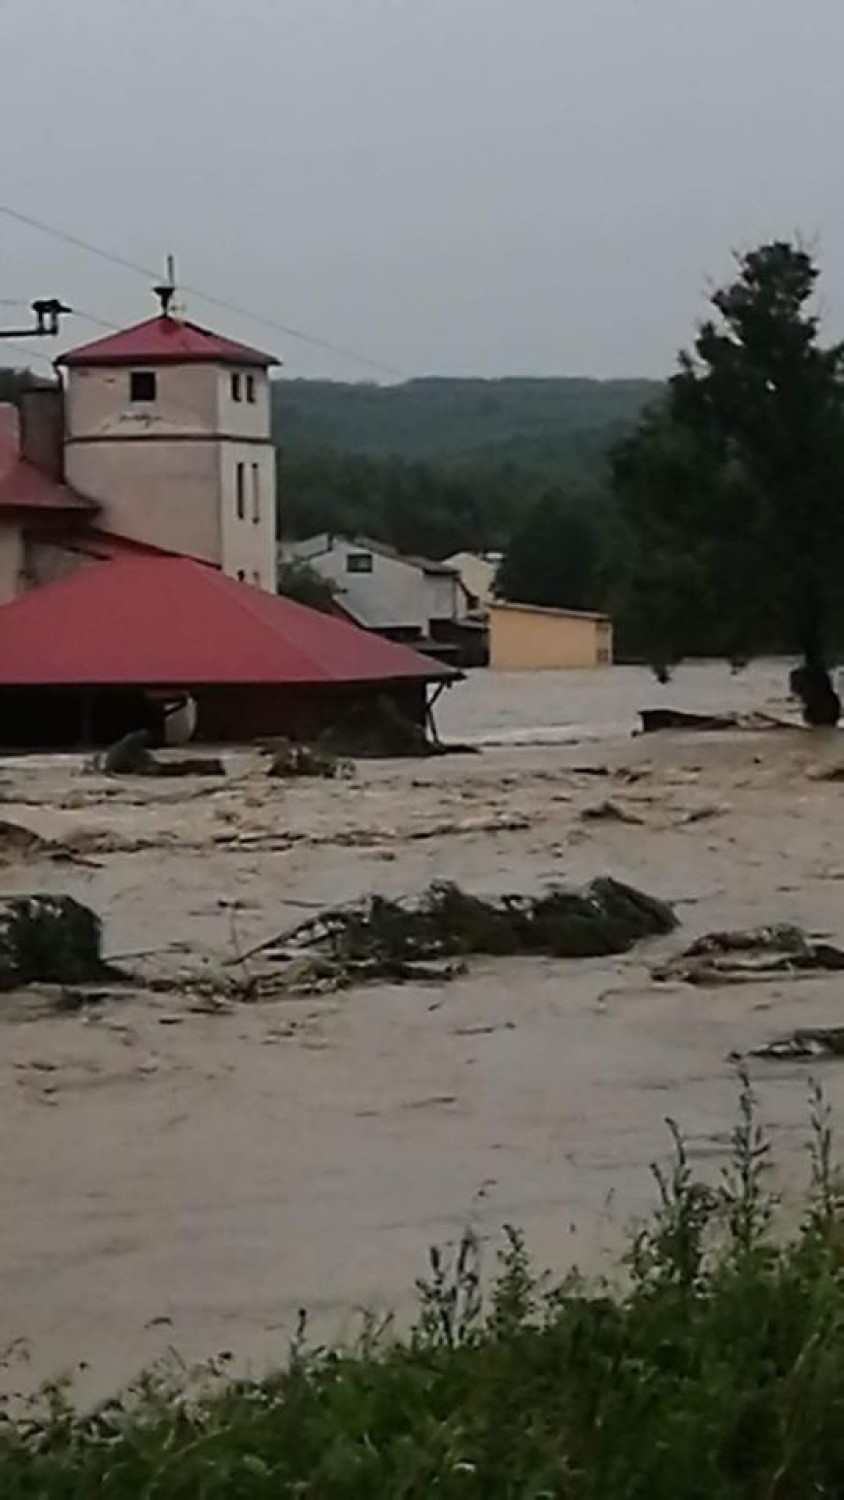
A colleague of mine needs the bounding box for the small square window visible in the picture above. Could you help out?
[346,551,373,574]
[246,374,256,403]
[130,370,157,402]
[236,569,246,582]
[231,372,242,402]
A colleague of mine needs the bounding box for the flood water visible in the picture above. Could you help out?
[0,657,841,1400]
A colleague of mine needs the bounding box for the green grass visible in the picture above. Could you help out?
[3,1075,844,1497]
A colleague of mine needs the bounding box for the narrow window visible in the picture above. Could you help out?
[231,372,242,402]
[246,374,256,403]
[253,570,260,585]
[236,462,246,519]
[251,463,260,523]
[129,370,157,402]
[346,551,373,574]
[236,569,245,582]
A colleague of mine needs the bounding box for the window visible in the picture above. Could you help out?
[253,570,261,585]
[246,374,256,403]
[346,551,373,574]
[251,463,260,523]
[236,569,245,582]
[235,462,246,519]
[231,372,242,402]
[129,370,157,402]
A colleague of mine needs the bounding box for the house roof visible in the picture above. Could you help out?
[0,405,95,514]
[489,600,611,623]
[0,554,457,688]
[292,534,458,577]
[56,315,278,369]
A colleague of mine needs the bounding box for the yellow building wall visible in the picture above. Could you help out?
[489,605,612,670]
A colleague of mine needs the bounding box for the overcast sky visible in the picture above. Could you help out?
[1,0,842,381]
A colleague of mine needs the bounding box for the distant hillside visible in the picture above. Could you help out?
[273,376,659,484]
[271,376,662,565]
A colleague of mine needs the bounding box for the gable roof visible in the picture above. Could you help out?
[0,404,95,514]
[0,555,457,688]
[291,534,458,577]
[56,315,278,369]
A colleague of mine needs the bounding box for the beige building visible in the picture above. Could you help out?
[58,303,279,590]
[489,601,612,671]
[0,296,280,605]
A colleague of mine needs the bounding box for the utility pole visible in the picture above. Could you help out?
[0,299,71,340]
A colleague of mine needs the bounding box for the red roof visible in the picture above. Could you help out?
[0,555,456,688]
[0,405,94,514]
[57,315,277,369]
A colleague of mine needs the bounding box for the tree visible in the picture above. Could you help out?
[276,559,337,614]
[495,492,601,610]
[614,242,844,723]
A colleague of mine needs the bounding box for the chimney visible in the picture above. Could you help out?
[19,382,65,479]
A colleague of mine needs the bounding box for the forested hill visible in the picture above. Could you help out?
[273,376,659,480]
[271,376,661,564]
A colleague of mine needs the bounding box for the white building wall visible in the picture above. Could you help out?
[66,439,223,562]
[424,572,459,621]
[291,537,430,631]
[218,441,277,589]
[63,359,277,588]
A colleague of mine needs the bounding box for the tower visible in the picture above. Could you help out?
[56,286,279,590]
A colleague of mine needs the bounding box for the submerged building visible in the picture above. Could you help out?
[0,291,456,746]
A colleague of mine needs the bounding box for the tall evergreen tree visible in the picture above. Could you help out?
[614,242,844,723]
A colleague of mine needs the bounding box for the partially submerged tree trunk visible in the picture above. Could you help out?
[792,588,841,726]
[791,663,841,727]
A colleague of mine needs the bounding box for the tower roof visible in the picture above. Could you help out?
[0,555,457,688]
[56,315,278,370]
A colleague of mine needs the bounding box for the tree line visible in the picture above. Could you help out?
[277,240,844,721]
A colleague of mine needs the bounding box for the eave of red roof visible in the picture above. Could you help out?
[0,405,95,514]
[0,555,458,689]
[57,315,278,369]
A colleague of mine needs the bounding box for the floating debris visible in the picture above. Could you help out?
[580,800,645,826]
[750,1027,844,1061]
[249,877,677,993]
[264,741,352,780]
[655,924,844,986]
[638,709,790,735]
[0,895,124,993]
[91,731,225,778]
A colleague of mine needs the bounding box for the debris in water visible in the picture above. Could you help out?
[580,800,645,825]
[638,709,790,735]
[654,924,844,986]
[0,895,124,993]
[264,741,352,779]
[91,731,225,778]
[750,1027,844,1060]
[255,877,677,993]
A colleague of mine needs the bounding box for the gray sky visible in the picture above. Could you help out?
[1,0,843,381]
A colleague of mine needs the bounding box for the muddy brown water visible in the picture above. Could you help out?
[1,660,844,1400]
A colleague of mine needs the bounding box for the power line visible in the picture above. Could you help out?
[0,339,54,370]
[0,202,407,378]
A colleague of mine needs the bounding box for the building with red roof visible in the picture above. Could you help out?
[55,315,278,370]
[0,293,458,746]
[0,555,455,747]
